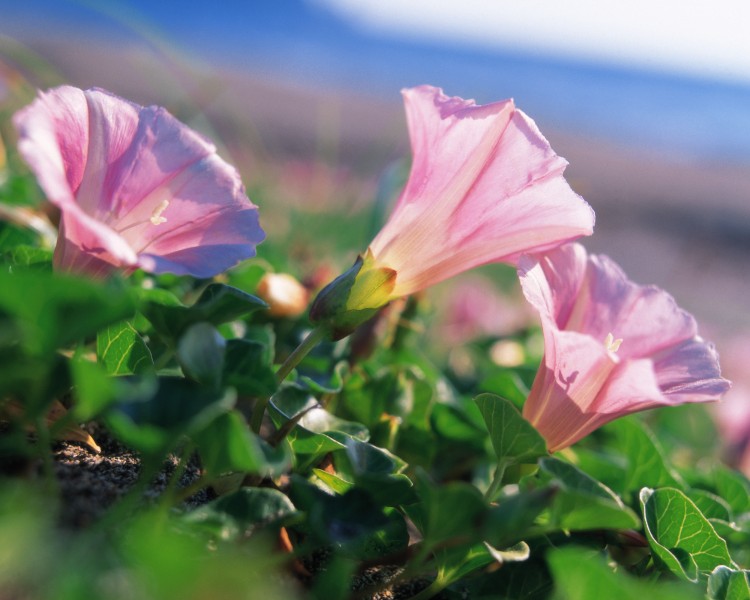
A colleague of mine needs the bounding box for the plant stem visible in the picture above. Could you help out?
[484,461,508,502]
[275,325,328,383]
[250,325,328,434]
[34,414,57,494]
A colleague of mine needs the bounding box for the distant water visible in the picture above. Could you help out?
[4,0,750,163]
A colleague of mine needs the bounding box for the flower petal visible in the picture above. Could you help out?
[652,336,731,401]
[369,86,594,297]
[14,85,264,278]
[519,242,730,452]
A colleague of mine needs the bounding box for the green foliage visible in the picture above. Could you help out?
[475,393,547,464]
[548,546,703,600]
[97,320,154,375]
[640,487,735,582]
[0,146,746,600]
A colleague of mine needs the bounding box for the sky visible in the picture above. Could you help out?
[317,0,750,84]
[3,0,750,161]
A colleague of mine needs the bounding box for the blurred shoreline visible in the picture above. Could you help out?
[3,33,750,341]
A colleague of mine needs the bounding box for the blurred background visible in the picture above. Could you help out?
[2,0,750,453]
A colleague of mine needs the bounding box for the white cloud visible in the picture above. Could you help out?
[315,0,750,82]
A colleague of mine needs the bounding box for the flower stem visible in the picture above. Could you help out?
[484,461,508,502]
[250,325,328,434]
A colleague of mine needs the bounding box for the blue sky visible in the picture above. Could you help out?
[4,0,750,161]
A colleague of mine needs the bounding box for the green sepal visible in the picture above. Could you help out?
[309,250,396,339]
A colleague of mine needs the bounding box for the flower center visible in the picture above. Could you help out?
[604,332,623,353]
[149,199,170,225]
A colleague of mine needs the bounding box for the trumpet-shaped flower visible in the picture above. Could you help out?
[519,243,730,452]
[13,86,264,278]
[311,85,595,337]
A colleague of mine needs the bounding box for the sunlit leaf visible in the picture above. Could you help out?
[640,487,734,582]
[708,566,750,600]
[474,393,547,464]
[97,320,154,375]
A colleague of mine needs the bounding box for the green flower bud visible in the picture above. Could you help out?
[309,250,396,340]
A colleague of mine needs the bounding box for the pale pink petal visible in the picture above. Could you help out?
[652,337,730,401]
[520,242,730,452]
[13,86,88,207]
[521,244,697,358]
[369,85,594,297]
[74,89,140,216]
[546,358,665,451]
[523,329,618,433]
[14,85,264,278]
[523,329,619,425]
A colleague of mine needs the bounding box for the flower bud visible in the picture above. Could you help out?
[309,250,396,340]
[256,272,310,318]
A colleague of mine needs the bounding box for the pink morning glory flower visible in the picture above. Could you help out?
[519,243,730,452]
[13,86,264,278]
[311,85,595,337]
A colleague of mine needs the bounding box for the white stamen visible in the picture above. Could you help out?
[150,199,170,225]
[604,332,623,353]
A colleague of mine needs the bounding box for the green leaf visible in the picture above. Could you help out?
[708,566,750,600]
[270,386,368,463]
[432,402,486,442]
[222,339,277,398]
[640,487,734,582]
[70,357,117,420]
[311,554,358,600]
[338,439,416,506]
[181,487,297,541]
[191,411,291,478]
[298,359,348,395]
[605,418,683,494]
[434,541,532,591]
[9,245,53,267]
[407,474,486,546]
[474,393,547,464]
[141,283,267,339]
[484,486,557,549]
[313,469,353,494]
[462,558,553,599]
[289,479,408,559]
[715,468,750,515]
[344,438,406,476]
[103,377,235,455]
[691,489,733,521]
[176,322,226,388]
[478,370,529,410]
[0,270,135,354]
[97,320,154,375]
[540,458,640,531]
[548,546,703,600]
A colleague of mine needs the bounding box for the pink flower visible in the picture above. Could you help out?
[369,85,594,297]
[311,85,594,338]
[13,86,264,278]
[519,243,730,452]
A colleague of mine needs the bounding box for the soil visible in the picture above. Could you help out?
[28,425,445,600]
[51,423,213,529]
